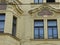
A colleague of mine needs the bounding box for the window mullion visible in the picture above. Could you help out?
[38,28,40,39]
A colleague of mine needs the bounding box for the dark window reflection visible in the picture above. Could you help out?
[47,0,55,2]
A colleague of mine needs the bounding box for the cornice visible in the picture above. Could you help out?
[30,2,60,5]
[6,0,22,5]
[0,33,20,41]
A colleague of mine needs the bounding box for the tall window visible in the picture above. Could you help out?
[12,16,17,36]
[48,20,58,39]
[34,0,43,3]
[34,20,44,39]
[0,14,5,33]
[47,0,55,3]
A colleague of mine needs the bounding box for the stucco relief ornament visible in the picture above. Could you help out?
[38,8,53,17]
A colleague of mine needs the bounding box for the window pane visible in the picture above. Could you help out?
[34,21,43,26]
[34,28,38,35]
[39,0,43,3]
[48,21,56,26]
[53,28,57,34]
[0,14,5,33]
[48,28,52,35]
[34,0,38,3]
[40,28,44,34]
[0,22,4,28]
[0,15,5,20]
[48,28,52,39]
[39,28,44,39]
[34,28,38,39]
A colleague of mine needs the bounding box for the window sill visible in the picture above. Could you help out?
[30,2,60,5]
[30,39,60,41]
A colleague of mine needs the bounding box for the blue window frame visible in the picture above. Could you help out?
[34,0,43,3]
[48,20,58,39]
[0,13,5,33]
[34,20,44,39]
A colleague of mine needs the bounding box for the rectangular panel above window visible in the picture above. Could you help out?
[34,20,44,39]
[34,0,43,4]
[0,13,5,33]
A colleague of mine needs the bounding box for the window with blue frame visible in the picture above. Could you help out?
[48,20,58,39]
[34,0,43,3]
[34,20,44,39]
[0,14,5,33]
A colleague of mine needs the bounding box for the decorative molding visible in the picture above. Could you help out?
[30,2,60,5]
[4,0,23,15]
[6,0,22,5]
[38,8,53,16]
[28,4,60,16]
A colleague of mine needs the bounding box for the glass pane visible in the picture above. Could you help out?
[34,28,38,35]
[0,28,4,31]
[39,28,44,39]
[34,0,38,3]
[0,22,4,29]
[53,28,57,34]
[40,34,44,39]
[54,34,57,37]
[48,28,52,35]
[39,0,43,3]
[0,15,5,20]
[53,28,58,38]
[34,21,43,26]
[40,28,44,34]
[34,28,38,39]
[48,28,52,38]
[48,21,56,26]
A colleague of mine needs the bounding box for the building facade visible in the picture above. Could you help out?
[0,0,60,45]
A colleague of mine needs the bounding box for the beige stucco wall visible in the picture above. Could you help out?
[0,0,60,45]
[0,35,20,45]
